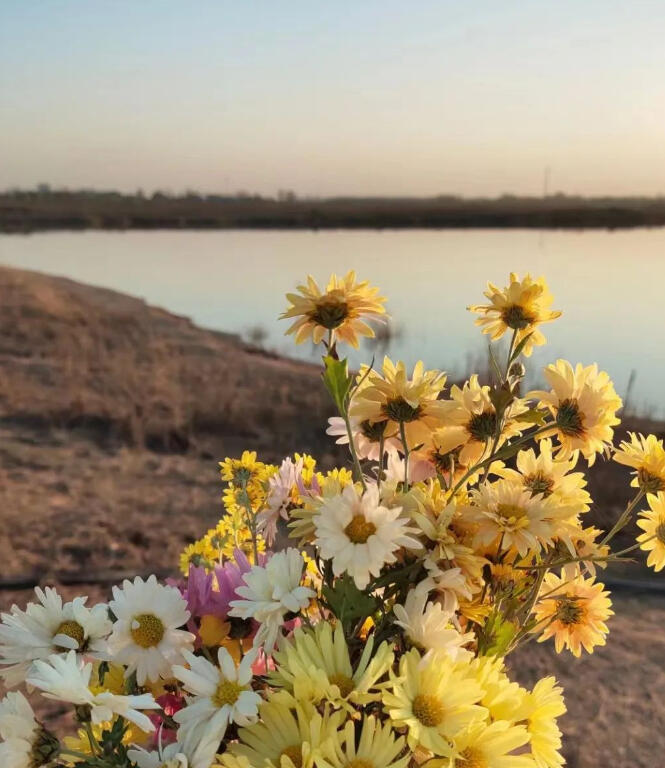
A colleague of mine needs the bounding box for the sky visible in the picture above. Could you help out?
[1,0,665,198]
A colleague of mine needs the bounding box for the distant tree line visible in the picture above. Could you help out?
[3,185,665,232]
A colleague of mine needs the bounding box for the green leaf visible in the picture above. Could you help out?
[322,574,379,635]
[511,332,533,361]
[322,355,354,414]
[514,408,547,425]
[481,613,518,657]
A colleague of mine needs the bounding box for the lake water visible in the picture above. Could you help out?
[1,228,663,416]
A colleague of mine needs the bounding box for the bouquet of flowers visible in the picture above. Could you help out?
[2,271,664,768]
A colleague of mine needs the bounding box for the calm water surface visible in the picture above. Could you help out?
[0,228,663,415]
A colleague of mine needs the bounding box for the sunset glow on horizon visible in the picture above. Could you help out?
[2,0,664,198]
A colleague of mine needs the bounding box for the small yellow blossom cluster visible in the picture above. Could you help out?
[1,270,661,768]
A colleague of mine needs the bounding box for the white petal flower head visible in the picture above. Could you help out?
[0,691,59,768]
[229,549,315,652]
[0,586,111,687]
[26,651,160,732]
[258,457,302,546]
[108,575,194,685]
[393,588,473,663]
[173,647,261,768]
[128,743,189,768]
[313,483,422,590]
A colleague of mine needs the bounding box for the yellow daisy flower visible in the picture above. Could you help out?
[468,272,561,357]
[636,492,665,572]
[350,357,447,451]
[492,438,591,516]
[532,360,622,465]
[533,569,613,657]
[439,376,528,468]
[463,479,563,558]
[221,696,344,768]
[382,648,485,756]
[317,715,410,768]
[515,676,566,768]
[269,621,394,709]
[179,539,216,575]
[613,432,665,492]
[447,720,535,768]
[281,271,386,347]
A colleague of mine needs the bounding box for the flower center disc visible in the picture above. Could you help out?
[467,411,497,442]
[329,673,355,698]
[501,303,535,330]
[131,613,165,648]
[638,468,665,493]
[347,760,374,768]
[655,522,665,545]
[555,598,584,626]
[213,679,243,708]
[556,399,585,437]
[54,620,85,649]
[345,515,377,544]
[412,694,445,727]
[280,746,304,768]
[524,471,554,497]
[382,397,422,423]
[459,748,488,768]
[311,298,349,329]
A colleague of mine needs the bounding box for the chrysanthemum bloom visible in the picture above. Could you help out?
[438,375,528,468]
[317,715,410,768]
[383,648,485,755]
[173,647,261,768]
[469,655,525,723]
[463,479,562,558]
[269,621,393,708]
[393,587,473,662]
[287,471,354,545]
[613,432,665,493]
[492,438,591,515]
[229,549,315,653]
[447,720,534,768]
[515,676,567,768]
[281,271,386,347]
[532,360,622,465]
[533,569,613,657]
[327,414,402,461]
[636,492,665,572]
[127,744,189,768]
[313,482,422,590]
[27,650,160,731]
[409,426,475,485]
[468,272,561,357]
[0,586,111,688]
[107,575,195,685]
[0,691,59,768]
[350,357,447,451]
[222,697,344,768]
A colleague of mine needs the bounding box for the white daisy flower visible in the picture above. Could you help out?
[128,742,189,768]
[107,575,194,685]
[0,586,111,688]
[393,588,473,663]
[173,647,261,768]
[0,691,59,768]
[229,549,315,652]
[26,650,160,732]
[313,483,422,590]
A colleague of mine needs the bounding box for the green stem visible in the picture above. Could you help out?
[600,488,646,546]
[343,410,367,491]
[377,432,385,493]
[399,421,410,492]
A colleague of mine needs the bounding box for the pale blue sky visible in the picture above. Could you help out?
[1,1,664,196]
